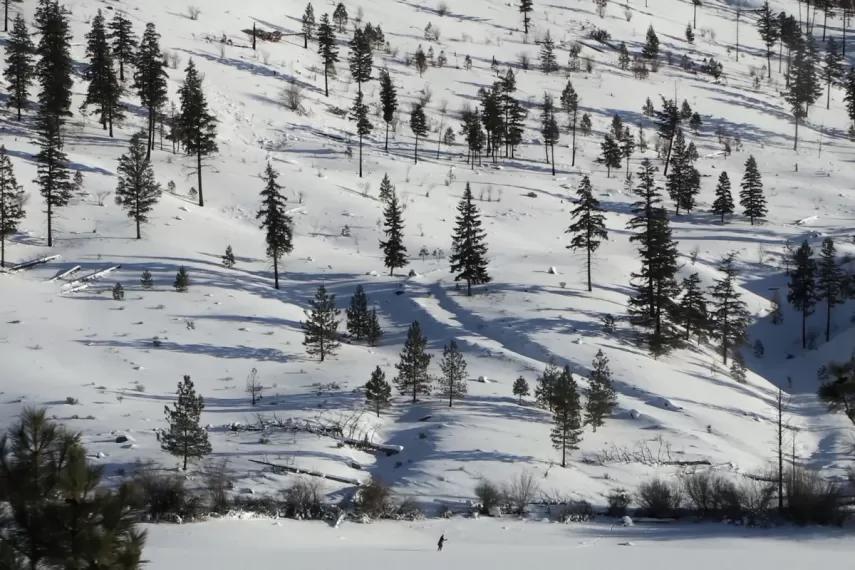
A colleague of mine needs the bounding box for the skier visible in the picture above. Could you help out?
[437,534,446,551]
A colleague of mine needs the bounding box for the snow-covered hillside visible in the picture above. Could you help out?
[1,0,854,513]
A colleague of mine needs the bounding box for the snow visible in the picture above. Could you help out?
[0,0,854,559]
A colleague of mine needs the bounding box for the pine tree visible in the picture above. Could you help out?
[83,10,123,137]
[174,266,189,291]
[0,146,25,267]
[115,131,162,239]
[141,270,153,289]
[817,237,844,343]
[394,321,432,403]
[665,129,700,215]
[35,0,74,127]
[513,376,530,404]
[108,12,137,83]
[550,366,583,468]
[379,193,408,275]
[540,93,560,176]
[579,113,592,136]
[34,117,72,248]
[770,289,784,325]
[709,253,751,364]
[348,27,373,93]
[366,307,383,346]
[756,0,780,79]
[540,30,558,73]
[584,350,617,431]
[4,14,35,121]
[643,25,660,60]
[133,23,168,159]
[626,159,681,356]
[350,91,373,178]
[686,22,695,44]
[560,80,580,166]
[302,285,342,361]
[302,3,316,40]
[730,352,747,383]
[379,69,398,151]
[179,59,218,207]
[598,133,622,178]
[655,97,681,175]
[222,245,236,268]
[739,155,766,225]
[112,282,125,301]
[620,126,636,177]
[785,35,822,150]
[519,0,534,35]
[414,45,428,77]
[256,162,294,289]
[712,171,734,222]
[333,2,349,33]
[346,285,370,340]
[379,173,395,203]
[844,67,855,123]
[680,100,693,122]
[162,375,212,470]
[618,41,630,70]
[449,183,491,295]
[410,103,428,163]
[823,36,844,109]
[566,175,607,292]
[678,272,709,342]
[365,366,392,417]
[317,13,338,97]
[788,240,817,349]
[535,359,561,411]
[437,340,468,407]
[689,112,702,134]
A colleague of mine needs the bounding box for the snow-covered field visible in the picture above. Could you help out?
[1,0,855,545]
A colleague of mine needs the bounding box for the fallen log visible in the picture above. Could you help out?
[46,265,81,283]
[340,438,402,456]
[60,265,122,293]
[9,255,60,272]
[248,458,363,486]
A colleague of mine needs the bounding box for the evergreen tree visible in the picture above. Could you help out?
[437,340,468,407]
[785,35,822,150]
[333,2,349,33]
[365,366,392,417]
[108,11,137,83]
[788,240,817,349]
[665,129,700,215]
[34,0,74,127]
[610,114,624,139]
[709,253,751,364]
[0,146,25,267]
[686,22,695,44]
[4,14,35,121]
[560,80,580,166]
[256,162,294,289]
[620,126,636,176]
[141,270,153,289]
[817,237,844,343]
[579,113,592,136]
[540,30,558,73]
[535,359,561,411]
[730,352,747,383]
[626,159,681,356]
[540,93,560,176]
[449,183,491,295]
[350,90,373,177]
[584,349,617,431]
[519,0,534,35]
[739,155,766,225]
[643,25,660,60]
[822,36,844,109]
[34,117,72,248]
[643,97,655,118]
[178,59,218,207]
[302,285,341,361]
[346,285,370,340]
[550,366,583,468]
[655,97,681,175]
[174,266,189,291]
[844,67,855,124]
[712,171,734,222]
[394,321,432,403]
[0,408,147,568]
[317,13,338,97]
[222,245,235,268]
[348,27,373,93]
[379,173,395,203]
[302,3,316,40]
[756,0,780,79]
[112,282,125,301]
[678,272,709,342]
[770,289,784,325]
[689,112,702,134]
[410,103,428,163]
[680,100,693,122]
[162,375,212,470]
[133,23,168,159]
[414,45,428,77]
[379,69,398,151]
[566,175,607,292]
[115,131,162,239]
[598,133,622,178]
[379,193,408,275]
[513,376,530,404]
[83,10,124,137]
[618,41,630,70]
[366,307,383,347]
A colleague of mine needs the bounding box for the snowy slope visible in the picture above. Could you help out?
[1,0,854,510]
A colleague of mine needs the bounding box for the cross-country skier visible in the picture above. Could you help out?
[437,534,446,551]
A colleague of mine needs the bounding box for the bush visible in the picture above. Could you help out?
[636,477,682,518]
[395,496,425,520]
[232,494,280,517]
[355,476,394,518]
[437,1,449,16]
[202,458,233,514]
[557,500,594,522]
[517,52,531,70]
[474,480,504,514]
[186,5,200,20]
[606,487,632,516]
[65,397,79,405]
[133,466,207,522]
[504,471,539,515]
[785,466,844,526]
[588,27,611,43]
[282,80,307,115]
[681,472,742,518]
[282,478,325,519]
